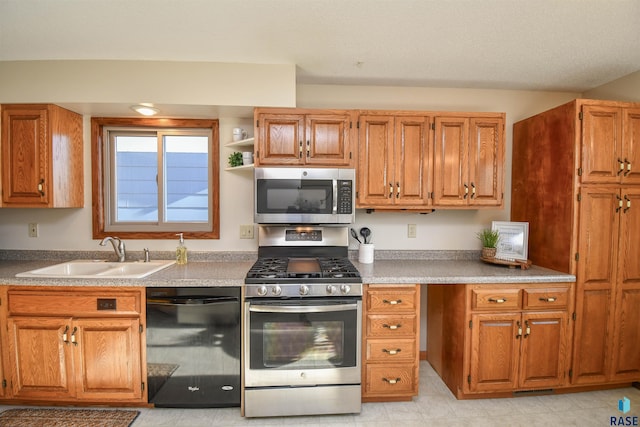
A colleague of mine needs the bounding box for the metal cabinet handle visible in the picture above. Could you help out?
[524,320,531,338]
[618,158,625,175]
[306,140,310,158]
[463,183,469,199]
[539,297,557,302]
[382,377,401,385]
[624,195,631,213]
[62,325,69,344]
[488,297,507,303]
[471,182,476,199]
[70,326,78,346]
[37,179,45,196]
[382,324,402,330]
[616,194,623,212]
[396,182,400,198]
[299,141,303,158]
[382,348,402,355]
[516,320,522,339]
[389,183,393,198]
[382,299,402,305]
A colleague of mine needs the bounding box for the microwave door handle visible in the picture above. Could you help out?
[332,180,338,214]
[249,303,358,314]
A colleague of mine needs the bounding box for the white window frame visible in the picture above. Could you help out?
[102,126,214,233]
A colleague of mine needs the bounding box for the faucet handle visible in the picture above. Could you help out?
[143,248,150,262]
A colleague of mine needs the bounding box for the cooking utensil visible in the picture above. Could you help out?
[350,228,362,244]
[360,227,371,244]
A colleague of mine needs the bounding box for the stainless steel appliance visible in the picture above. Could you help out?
[243,226,362,418]
[254,167,355,224]
[146,287,240,408]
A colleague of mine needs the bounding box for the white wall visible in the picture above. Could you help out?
[0,60,582,252]
[583,70,640,102]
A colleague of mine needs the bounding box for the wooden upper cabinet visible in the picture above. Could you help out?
[254,109,354,167]
[357,113,431,210]
[581,105,640,184]
[1,104,83,208]
[433,114,504,207]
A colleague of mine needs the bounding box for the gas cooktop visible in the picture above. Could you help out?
[245,256,361,284]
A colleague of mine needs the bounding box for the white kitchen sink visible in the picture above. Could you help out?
[16,259,176,279]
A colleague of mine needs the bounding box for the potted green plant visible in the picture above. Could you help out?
[228,151,243,167]
[476,229,500,258]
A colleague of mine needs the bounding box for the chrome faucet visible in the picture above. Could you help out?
[100,236,126,262]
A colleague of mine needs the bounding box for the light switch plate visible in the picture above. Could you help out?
[407,224,417,238]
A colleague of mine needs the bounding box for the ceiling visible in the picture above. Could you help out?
[1,0,640,93]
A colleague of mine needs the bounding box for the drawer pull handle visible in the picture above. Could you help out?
[382,299,402,305]
[71,327,78,346]
[62,325,69,344]
[383,348,402,355]
[383,377,401,385]
[383,324,402,330]
[488,298,507,303]
[539,297,557,302]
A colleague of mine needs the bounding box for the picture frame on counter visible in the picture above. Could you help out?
[491,221,529,261]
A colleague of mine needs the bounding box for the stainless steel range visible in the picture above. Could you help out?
[243,226,362,418]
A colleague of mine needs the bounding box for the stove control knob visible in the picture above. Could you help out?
[271,285,282,296]
[340,284,351,295]
[256,286,268,297]
[299,285,310,296]
[326,285,337,295]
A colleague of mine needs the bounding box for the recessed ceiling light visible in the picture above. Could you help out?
[131,104,160,116]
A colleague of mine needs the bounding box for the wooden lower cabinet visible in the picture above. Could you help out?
[427,283,573,398]
[362,284,420,401]
[1,287,145,404]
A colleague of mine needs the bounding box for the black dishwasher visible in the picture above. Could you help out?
[146,287,240,407]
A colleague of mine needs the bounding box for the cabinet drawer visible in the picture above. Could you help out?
[364,364,417,395]
[471,288,521,310]
[366,314,416,337]
[366,286,418,313]
[7,290,141,316]
[522,287,570,310]
[365,338,416,362]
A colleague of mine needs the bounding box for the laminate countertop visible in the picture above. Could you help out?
[0,258,574,287]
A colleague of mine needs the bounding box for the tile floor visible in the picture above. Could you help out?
[2,361,639,427]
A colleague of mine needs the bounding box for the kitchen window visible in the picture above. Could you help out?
[91,118,219,239]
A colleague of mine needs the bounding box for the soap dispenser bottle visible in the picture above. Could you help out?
[176,233,188,265]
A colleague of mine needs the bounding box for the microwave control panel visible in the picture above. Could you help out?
[337,180,353,214]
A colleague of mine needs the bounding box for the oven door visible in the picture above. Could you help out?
[244,298,361,387]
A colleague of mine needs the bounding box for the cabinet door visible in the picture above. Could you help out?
[255,113,305,165]
[468,117,503,206]
[622,108,640,184]
[518,311,569,388]
[468,313,520,392]
[610,187,640,381]
[358,115,395,207]
[74,318,143,401]
[7,317,74,399]
[305,113,352,166]
[433,117,469,206]
[393,116,431,206]
[580,105,622,184]
[1,106,50,206]
[572,187,620,384]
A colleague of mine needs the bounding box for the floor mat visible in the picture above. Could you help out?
[0,408,140,427]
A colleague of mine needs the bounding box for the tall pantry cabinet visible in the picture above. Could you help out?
[511,99,640,386]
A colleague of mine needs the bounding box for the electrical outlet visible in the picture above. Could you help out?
[28,223,39,238]
[407,224,417,238]
[240,224,254,239]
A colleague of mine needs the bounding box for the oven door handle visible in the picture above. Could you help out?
[249,303,358,313]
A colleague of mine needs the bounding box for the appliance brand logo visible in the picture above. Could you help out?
[610,397,637,426]
[188,386,200,392]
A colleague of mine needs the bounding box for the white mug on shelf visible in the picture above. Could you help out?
[358,243,374,264]
[232,127,248,142]
[242,151,254,165]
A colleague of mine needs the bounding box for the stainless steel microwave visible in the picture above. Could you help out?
[254,168,355,224]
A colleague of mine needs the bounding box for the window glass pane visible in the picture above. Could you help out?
[115,135,158,222]
[164,135,209,222]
